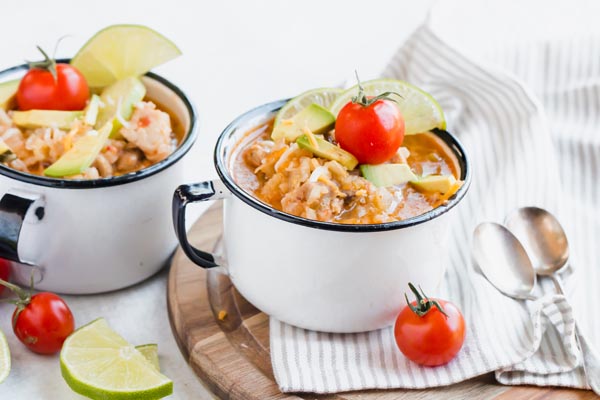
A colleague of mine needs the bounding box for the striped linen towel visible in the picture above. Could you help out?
[270,16,600,393]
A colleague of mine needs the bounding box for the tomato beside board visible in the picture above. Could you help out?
[16,46,89,111]
[335,87,405,165]
[394,283,465,366]
[12,292,75,354]
[0,276,74,354]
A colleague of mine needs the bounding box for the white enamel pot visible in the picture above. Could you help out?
[0,61,197,294]
[173,99,470,333]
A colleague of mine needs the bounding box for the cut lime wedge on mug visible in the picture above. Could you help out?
[274,87,342,126]
[60,318,172,399]
[329,79,446,135]
[0,329,10,384]
[71,25,182,88]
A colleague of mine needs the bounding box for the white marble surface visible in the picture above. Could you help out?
[0,1,433,398]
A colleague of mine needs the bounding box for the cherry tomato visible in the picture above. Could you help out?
[17,47,89,111]
[335,97,404,165]
[12,292,75,354]
[394,283,465,366]
[0,259,9,295]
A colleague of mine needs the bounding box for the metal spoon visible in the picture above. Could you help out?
[472,222,537,300]
[505,207,569,294]
[473,220,600,394]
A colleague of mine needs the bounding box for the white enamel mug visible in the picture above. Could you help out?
[174,100,470,333]
[0,62,197,294]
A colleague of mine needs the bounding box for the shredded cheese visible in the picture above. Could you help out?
[303,127,319,148]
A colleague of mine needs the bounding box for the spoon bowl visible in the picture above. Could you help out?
[472,222,537,300]
[505,207,569,276]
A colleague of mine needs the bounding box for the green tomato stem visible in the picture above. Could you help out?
[405,282,448,318]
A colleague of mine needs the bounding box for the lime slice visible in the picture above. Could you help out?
[135,344,160,371]
[274,87,342,126]
[61,318,172,399]
[0,329,10,384]
[329,79,446,135]
[71,25,182,88]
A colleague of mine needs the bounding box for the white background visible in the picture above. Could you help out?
[0,1,434,398]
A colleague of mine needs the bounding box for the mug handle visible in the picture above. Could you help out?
[0,189,45,264]
[172,180,229,269]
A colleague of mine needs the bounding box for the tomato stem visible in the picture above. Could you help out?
[405,282,448,318]
[27,46,57,81]
[0,277,33,329]
[351,71,403,107]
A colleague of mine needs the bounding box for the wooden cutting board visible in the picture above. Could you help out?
[166,203,595,400]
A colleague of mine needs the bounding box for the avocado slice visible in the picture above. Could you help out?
[296,134,358,170]
[360,164,417,187]
[411,174,457,193]
[0,79,19,111]
[0,140,15,163]
[95,77,146,138]
[12,110,83,130]
[271,103,335,142]
[43,123,112,177]
[83,94,101,126]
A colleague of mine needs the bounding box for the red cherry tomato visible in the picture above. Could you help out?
[12,292,75,354]
[0,259,9,295]
[17,48,89,111]
[335,98,405,165]
[394,283,465,366]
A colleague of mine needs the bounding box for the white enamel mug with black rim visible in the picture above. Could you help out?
[174,99,470,333]
[0,61,197,294]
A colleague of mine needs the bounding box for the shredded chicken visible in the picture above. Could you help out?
[119,101,174,162]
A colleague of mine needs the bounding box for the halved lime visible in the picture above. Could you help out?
[328,79,446,135]
[135,344,160,372]
[274,87,342,126]
[61,318,172,399]
[0,329,10,384]
[71,25,182,88]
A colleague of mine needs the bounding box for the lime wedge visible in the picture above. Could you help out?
[71,25,182,88]
[329,79,446,135]
[0,329,10,384]
[135,344,160,371]
[60,318,172,400]
[274,87,342,127]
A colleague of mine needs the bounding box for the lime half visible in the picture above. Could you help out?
[135,344,160,372]
[71,25,182,88]
[329,79,446,135]
[0,329,10,384]
[274,87,342,126]
[61,318,172,399]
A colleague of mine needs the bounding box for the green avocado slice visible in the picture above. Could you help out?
[296,134,358,170]
[43,123,112,178]
[83,94,101,126]
[95,77,146,138]
[0,79,19,111]
[12,110,83,130]
[360,164,417,187]
[271,103,335,142]
[411,174,457,193]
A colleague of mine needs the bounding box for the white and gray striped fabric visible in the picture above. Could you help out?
[270,20,600,393]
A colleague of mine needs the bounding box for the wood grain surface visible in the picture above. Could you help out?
[166,203,597,400]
